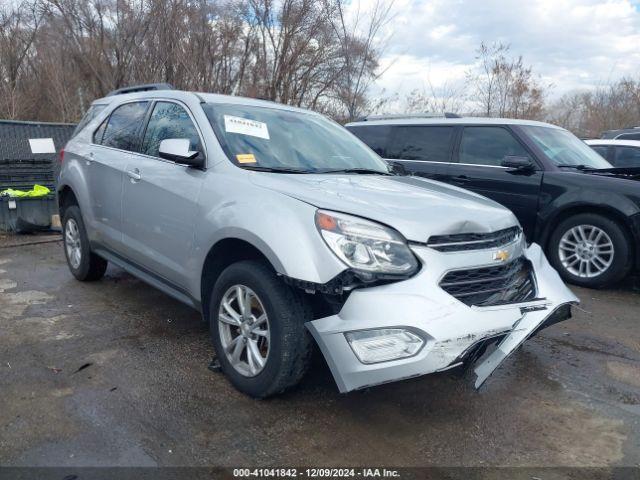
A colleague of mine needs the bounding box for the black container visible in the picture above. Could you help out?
[0,195,58,233]
[0,120,76,233]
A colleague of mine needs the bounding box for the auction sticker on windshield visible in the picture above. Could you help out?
[224,115,270,140]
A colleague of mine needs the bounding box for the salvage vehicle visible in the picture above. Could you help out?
[346,116,640,289]
[58,85,577,397]
[585,139,640,168]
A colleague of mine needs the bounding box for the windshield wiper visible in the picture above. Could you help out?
[555,164,597,171]
[240,165,312,174]
[316,168,393,175]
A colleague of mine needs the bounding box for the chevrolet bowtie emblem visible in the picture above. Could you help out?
[493,250,510,262]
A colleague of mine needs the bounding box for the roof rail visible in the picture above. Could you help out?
[106,83,174,97]
[356,112,462,122]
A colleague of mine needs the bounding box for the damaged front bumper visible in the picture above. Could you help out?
[306,243,578,393]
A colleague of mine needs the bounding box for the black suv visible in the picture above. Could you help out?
[346,116,640,288]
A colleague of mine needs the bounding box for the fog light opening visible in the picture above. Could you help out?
[345,328,424,364]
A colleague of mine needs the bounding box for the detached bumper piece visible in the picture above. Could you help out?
[307,243,578,393]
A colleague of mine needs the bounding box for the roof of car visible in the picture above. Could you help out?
[91,89,320,116]
[585,139,640,147]
[345,116,564,129]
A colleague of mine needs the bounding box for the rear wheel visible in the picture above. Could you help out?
[62,206,107,281]
[209,260,313,398]
[547,213,631,288]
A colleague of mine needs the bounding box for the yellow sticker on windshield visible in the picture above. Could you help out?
[236,154,257,164]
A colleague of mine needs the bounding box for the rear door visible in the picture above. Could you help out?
[120,100,206,287]
[443,125,543,238]
[384,125,455,180]
[88,101,150,250]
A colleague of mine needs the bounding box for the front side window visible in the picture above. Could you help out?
[100,101,149,152]
[204,104,389,173]
[388,126,454,162]
[522,126,612,169]
[614,146,640,167]
[459,126,531,166]
[142,102,202,158]
[590,145,609,158]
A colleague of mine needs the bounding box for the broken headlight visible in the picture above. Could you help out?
[315,210,419,276]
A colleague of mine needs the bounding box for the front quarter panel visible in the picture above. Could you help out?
[537,172,640,240]
[189,171,347,301]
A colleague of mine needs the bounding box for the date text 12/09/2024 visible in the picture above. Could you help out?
[233,468,401,478]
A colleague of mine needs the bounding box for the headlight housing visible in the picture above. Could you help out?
[315,210,419,276]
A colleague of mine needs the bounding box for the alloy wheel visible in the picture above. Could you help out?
[218,285,270,377]
[558,224,614,278]
[65,218,82,270]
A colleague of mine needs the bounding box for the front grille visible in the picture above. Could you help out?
[427,226,521,252]
[439,257,537,307]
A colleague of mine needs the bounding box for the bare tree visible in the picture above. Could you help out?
[549,79,640,138]
[466,42,547,119]
[402,79,467,115]
[0,0,390,123]
[0,0,42,119]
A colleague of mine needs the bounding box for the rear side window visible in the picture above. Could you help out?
[100,101,149,152]
[347,125,392,157]
[141,102,202,158]
[387,126,454,162]
[73,104,107,137]
[459,126,530,166]
[613,146,640,167]
[93,118,107,144]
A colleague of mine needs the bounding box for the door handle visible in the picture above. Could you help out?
[127,169,141,181]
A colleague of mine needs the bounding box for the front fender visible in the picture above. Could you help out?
[537,188,640,246]
[189,175,347,299]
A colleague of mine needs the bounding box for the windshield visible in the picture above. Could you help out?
[204,103,389,173]
[522,126,612,169]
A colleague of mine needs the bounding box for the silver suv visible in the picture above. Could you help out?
[58,85,577,397]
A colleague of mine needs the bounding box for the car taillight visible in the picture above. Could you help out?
[59,148,65,164]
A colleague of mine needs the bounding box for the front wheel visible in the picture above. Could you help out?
[209,260,313,398]
[547,213,632,288]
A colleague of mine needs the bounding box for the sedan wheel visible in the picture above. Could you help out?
[218,284,270,377]
[558,224,614,278]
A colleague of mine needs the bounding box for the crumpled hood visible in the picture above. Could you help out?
[250,173,518,242]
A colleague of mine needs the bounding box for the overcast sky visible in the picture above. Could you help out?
[357,0,640,103]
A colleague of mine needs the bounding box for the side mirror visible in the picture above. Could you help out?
[158,139,204,167]
[501,155,535,171]
[386,161,408,176]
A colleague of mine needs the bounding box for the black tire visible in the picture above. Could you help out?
[547,213,632,288]
[209,260,313,398]
[62,205,108,281]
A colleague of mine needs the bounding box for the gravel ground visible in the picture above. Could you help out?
[0,240,639,471]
